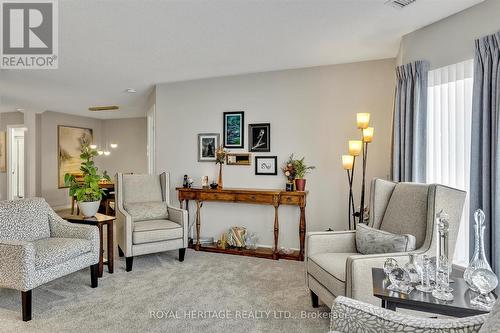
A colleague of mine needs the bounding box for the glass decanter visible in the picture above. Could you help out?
[464,209,494,291]
[404,254,420,284]
[470,268,498,310]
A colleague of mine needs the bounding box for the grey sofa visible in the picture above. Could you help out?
[115,172,188,272]
[306,178,466,307]
[330,295,498,333]
[0,198,99,321]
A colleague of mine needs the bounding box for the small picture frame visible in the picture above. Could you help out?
[227,153,251,166]
[198,133,220,162]
[255,156,278,175]
[249,123,270,152]
[223,111,244,148]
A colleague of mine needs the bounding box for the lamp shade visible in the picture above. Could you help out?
[363,127,374,142]
[356,113,370,129]
[348,140,362,156]
[342,155,354,170]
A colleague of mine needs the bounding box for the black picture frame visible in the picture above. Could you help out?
[255,156,278,175]
[223,111,244,148]
[248,123,271,152]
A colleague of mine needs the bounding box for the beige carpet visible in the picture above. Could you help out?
[0,250,329,333]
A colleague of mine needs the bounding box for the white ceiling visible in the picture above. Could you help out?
[0,0,483,119]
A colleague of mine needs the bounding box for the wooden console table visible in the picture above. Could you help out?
[176,187,307,261]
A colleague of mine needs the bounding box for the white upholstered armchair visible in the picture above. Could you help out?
[0,198,100,321]
[115,173,188,272]
[306,178,466,307]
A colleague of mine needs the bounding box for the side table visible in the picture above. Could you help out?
[62,213,115,277]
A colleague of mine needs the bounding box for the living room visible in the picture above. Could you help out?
[0,0,499,332]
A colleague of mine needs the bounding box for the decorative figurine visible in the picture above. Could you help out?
[202,176,209,188]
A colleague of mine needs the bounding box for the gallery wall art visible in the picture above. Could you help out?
[223,111,244,148]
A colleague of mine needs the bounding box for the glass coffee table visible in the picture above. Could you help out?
[372,268,497,317]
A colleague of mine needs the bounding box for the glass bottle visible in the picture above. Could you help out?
[404,254,420,284]
[416,255,433,292]
[432,255,454,301]
[464,209,494,291]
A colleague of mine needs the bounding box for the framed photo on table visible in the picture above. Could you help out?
[198,133,220,162]
[255,156,277,175]
[223,111,244,148]
[249,123,270,152]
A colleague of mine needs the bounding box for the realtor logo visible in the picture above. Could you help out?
[1,0,58,69]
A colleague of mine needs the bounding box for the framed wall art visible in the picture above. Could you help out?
[255,156,277,175]
[226,153,251,166]
[249,123,270,152]
[58,125,93,188]
[198,133,220,162]
[223,111,244,148]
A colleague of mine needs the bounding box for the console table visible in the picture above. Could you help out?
[176,187,307,261]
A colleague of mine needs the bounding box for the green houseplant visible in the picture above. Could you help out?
[64,143,110,217]
[292,156,315,191]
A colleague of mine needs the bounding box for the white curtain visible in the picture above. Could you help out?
[427,59,473,266]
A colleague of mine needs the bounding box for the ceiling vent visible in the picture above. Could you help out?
[385,0,416,9]
[88,105,119,112]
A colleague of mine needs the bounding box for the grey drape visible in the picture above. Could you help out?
[391,60,429,183]
[470,31,500,276]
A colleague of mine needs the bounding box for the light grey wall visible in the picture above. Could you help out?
[39,111,104,208]
[100,117,148,178]
[397,0,500,69]
[37,112,148,208]
[0,112,24,200]
[155,59,395,249]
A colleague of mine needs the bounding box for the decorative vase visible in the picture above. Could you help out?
[470,268,498,310]
[295,178,306,191]
[464,209,494,291]
[78,200,100,217]
[217,163,223,189]
[285,182,294,192]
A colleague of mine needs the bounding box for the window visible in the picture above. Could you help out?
[427,59,473,266]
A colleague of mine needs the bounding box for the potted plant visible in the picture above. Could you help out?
[282,154,297,191]
[292,156,315,191]
[64,143,110,217]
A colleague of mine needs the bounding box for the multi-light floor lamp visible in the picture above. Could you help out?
[342,113,374,230]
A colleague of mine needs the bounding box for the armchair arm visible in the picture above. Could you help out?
[0,240,35,291]
[115,204,133,257]
[167,205,188,247]
[330,296,486,333]
[48,210,98,242]
[306,231,356,257]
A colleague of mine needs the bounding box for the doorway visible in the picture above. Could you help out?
[7,125,27,200]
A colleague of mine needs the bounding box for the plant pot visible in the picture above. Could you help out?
[295,179,306,191]
[78,200,101,217]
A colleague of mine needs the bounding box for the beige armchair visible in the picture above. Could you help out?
[115,173,188,271]
[306,178,466,307]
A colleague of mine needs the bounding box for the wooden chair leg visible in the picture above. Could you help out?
[90,264,98,288]
[118,245,124,257]
[126,257,133,272]
[21,290,32,321]
[310,290,319,308]
[179,248,186,262]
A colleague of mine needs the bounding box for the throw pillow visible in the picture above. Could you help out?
[356,223,416,255]
[123,201,168,222]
